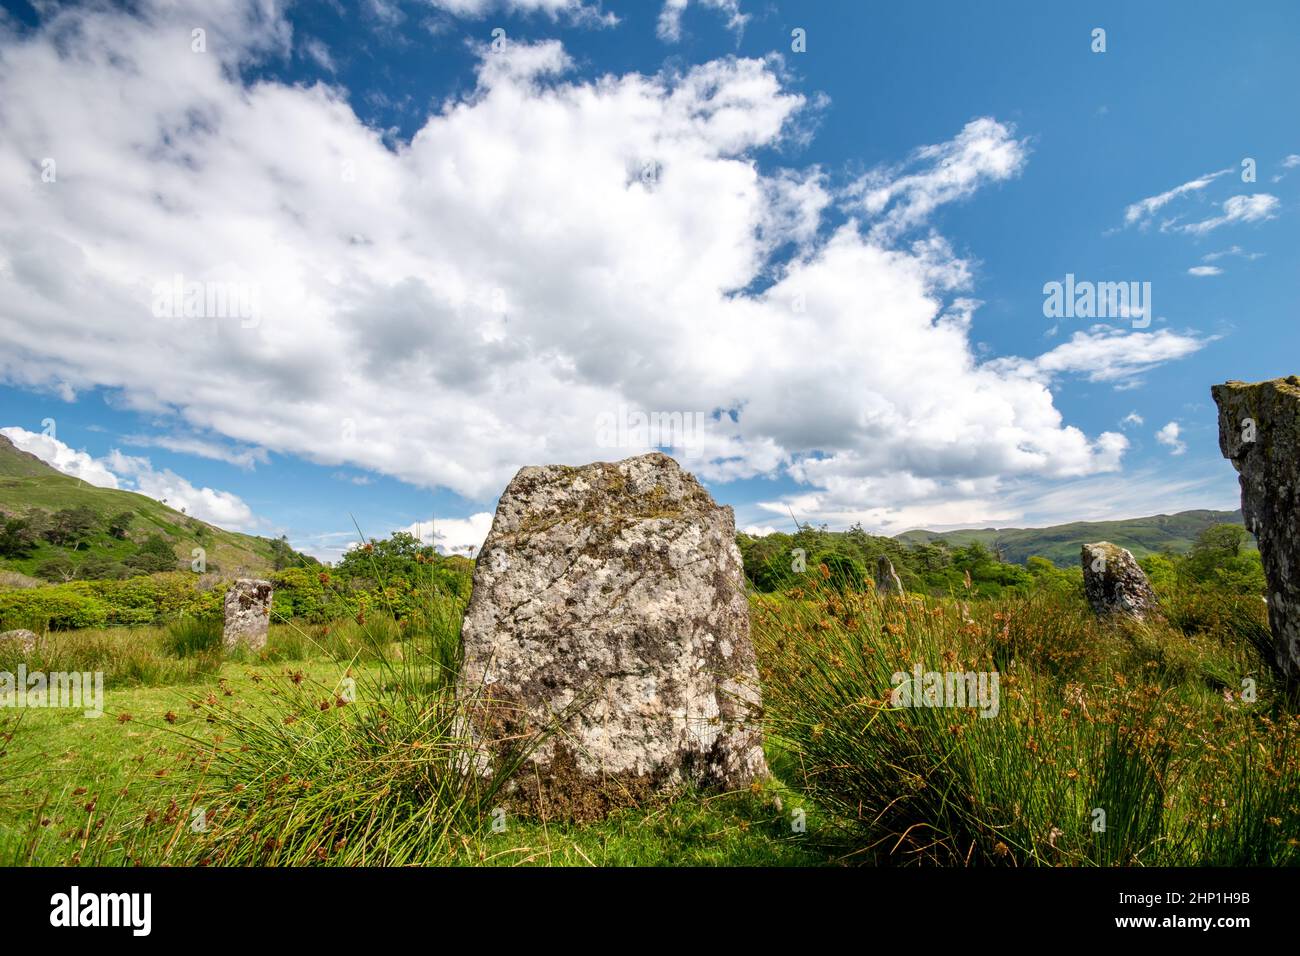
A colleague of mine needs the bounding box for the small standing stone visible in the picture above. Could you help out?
[0,628,39,655]
[1212,376,1300,681]
[1081,542,1160,621]
[875,555,904,595]
[222,579,273,651]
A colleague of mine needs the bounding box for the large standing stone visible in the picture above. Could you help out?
[457,452,768,818]
[1213,376,1300,681]
[875,555,904,596]
[222,579,273,651]
[1081,542,1160,620]
[0,629,39,655]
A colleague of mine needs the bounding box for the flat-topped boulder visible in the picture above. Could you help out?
[1213,376,1300,681]
[222,579,273,651]
[456,452,768,819]
[1081,542,1160,621]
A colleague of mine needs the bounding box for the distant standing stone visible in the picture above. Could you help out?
[875,555,904,596]
[457,452,768,819]
[222,579,273,651]
[0,628,39,655]
[1212,376,1300,681]
[1081,542,1160,620]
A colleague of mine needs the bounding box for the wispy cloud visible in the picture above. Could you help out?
[1201,244,1263,262]
[1122,168,1230,228]
[121,434,269,471]
[1187,265,1222,277]
[991,327,1211,388]
[847,117,1029,238]
[1170,193,1280,235]
[657,0,747,43]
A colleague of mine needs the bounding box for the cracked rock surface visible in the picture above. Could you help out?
[457,452,768,818]
[1213,376,1300,681]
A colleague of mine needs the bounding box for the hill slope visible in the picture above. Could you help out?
[0,433,283,578]
[895,509,1247,566]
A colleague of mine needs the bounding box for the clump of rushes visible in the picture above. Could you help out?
[752,578,1300,866]
[163,671,521,865]
[153,553,533,866]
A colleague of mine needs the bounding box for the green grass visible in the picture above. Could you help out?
[753,581,1300,866]
[1,580,1297,867]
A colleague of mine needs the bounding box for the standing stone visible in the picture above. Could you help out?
[1212,376,1300,681]
[457,452,768,819]
[222,579,273,651]
[0,628,39,655]
[875,555,904,596]
[1081,542,1160,620]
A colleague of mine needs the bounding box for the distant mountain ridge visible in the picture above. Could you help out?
[0,432,284,578]
[895,509,1248,567]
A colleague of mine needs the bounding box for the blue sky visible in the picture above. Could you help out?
[0,0,1296,560]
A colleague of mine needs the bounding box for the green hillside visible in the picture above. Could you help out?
[0,433,289,580]
[895,508,1248,566]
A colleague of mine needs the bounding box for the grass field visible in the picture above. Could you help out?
[1,581,1296,867]
[0,616,841,867]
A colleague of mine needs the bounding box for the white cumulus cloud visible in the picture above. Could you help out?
[0,1,1211,535]
[1155,421,1186,456]
[0,426,121,488]
[0,426,260,529]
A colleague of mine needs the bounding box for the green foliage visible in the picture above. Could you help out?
[44,505,100,547]
[34,554,77,583]
[896,508,1249,567]
[124,534,179,574]
[0,572,225,631]
[740,516,1261,603]
[0,516,39,558]
[817,553,864,593]
[1177,523,1266,594]
[107,510,135,539]
[754,581,1298,866]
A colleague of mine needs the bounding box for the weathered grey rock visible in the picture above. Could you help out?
[457,452,768,819]
[222,579,273,651]
[0,628,39,655]
[1213,376,1300,681]
[875,555,904,596]
[1081,542,1160,620]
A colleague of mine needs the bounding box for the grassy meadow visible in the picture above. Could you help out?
[2,557,1296,868]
